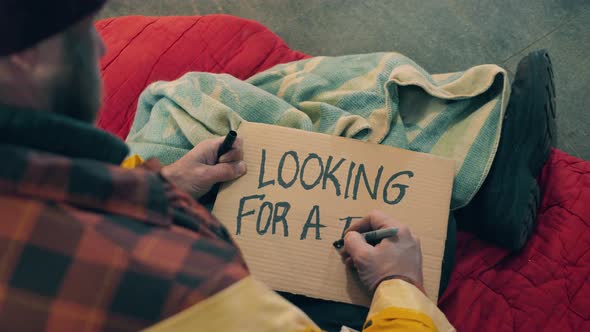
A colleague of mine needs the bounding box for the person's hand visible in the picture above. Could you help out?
[161,136,247,198]
[341,210,423,293]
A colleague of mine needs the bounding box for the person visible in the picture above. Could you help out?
[0,1,454,331]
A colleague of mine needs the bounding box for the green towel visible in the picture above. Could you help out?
[127,52,509,209]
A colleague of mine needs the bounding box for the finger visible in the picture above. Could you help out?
[216,137,244,163]
[346,210,408,236]
[232,136,244,150]
[346,210,389,234]
[340,252,349,263]
[192,136,226,163]
[205,161,247,184]
[218,143,244,163]
[343,231,372,259]
[344,215,373,234]
[344,257,355,269]
[339,248,350,260]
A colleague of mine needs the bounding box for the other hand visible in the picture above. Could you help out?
[341,210,423,293]
[161,136,247,198]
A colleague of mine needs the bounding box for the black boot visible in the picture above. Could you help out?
[456,49,557,250]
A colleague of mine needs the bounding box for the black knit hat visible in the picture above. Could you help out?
[0,0,107,56]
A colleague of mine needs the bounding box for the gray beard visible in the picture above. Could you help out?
[50,31,101,123]
[50,70,101,123]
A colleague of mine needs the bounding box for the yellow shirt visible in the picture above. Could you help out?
[144,277,455,332]
[121,154,145,169]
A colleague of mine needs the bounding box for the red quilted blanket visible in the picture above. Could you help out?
[96,15,590,332]
[96,15,307,139]
[440,149,590,331]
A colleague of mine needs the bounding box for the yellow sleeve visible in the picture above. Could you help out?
[143,276,322,332]
[121,154,145,169]
[363,279,455,332]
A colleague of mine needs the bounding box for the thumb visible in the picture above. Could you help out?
[344,231,372,259]
[206,161,247,184]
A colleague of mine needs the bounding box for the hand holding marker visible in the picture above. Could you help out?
[198,130,239,205]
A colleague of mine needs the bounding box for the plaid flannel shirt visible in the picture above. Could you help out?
[0,106,249,331]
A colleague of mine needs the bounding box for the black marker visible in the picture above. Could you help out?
[332,227,398,249]
[217,130,238,161]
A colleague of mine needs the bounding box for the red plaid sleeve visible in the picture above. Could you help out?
[0,148,249,331]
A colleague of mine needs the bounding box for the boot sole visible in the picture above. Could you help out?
[456,49,556,250]
[518,50,556,248]
[502,49,556,249]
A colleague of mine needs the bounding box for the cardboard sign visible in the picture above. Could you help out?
[212,122,455,306]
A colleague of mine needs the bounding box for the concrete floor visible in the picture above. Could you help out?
[99,0,590,159]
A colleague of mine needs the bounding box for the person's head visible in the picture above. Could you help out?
[0,0,107,122]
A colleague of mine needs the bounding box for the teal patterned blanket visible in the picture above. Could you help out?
[127,52,509,209]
